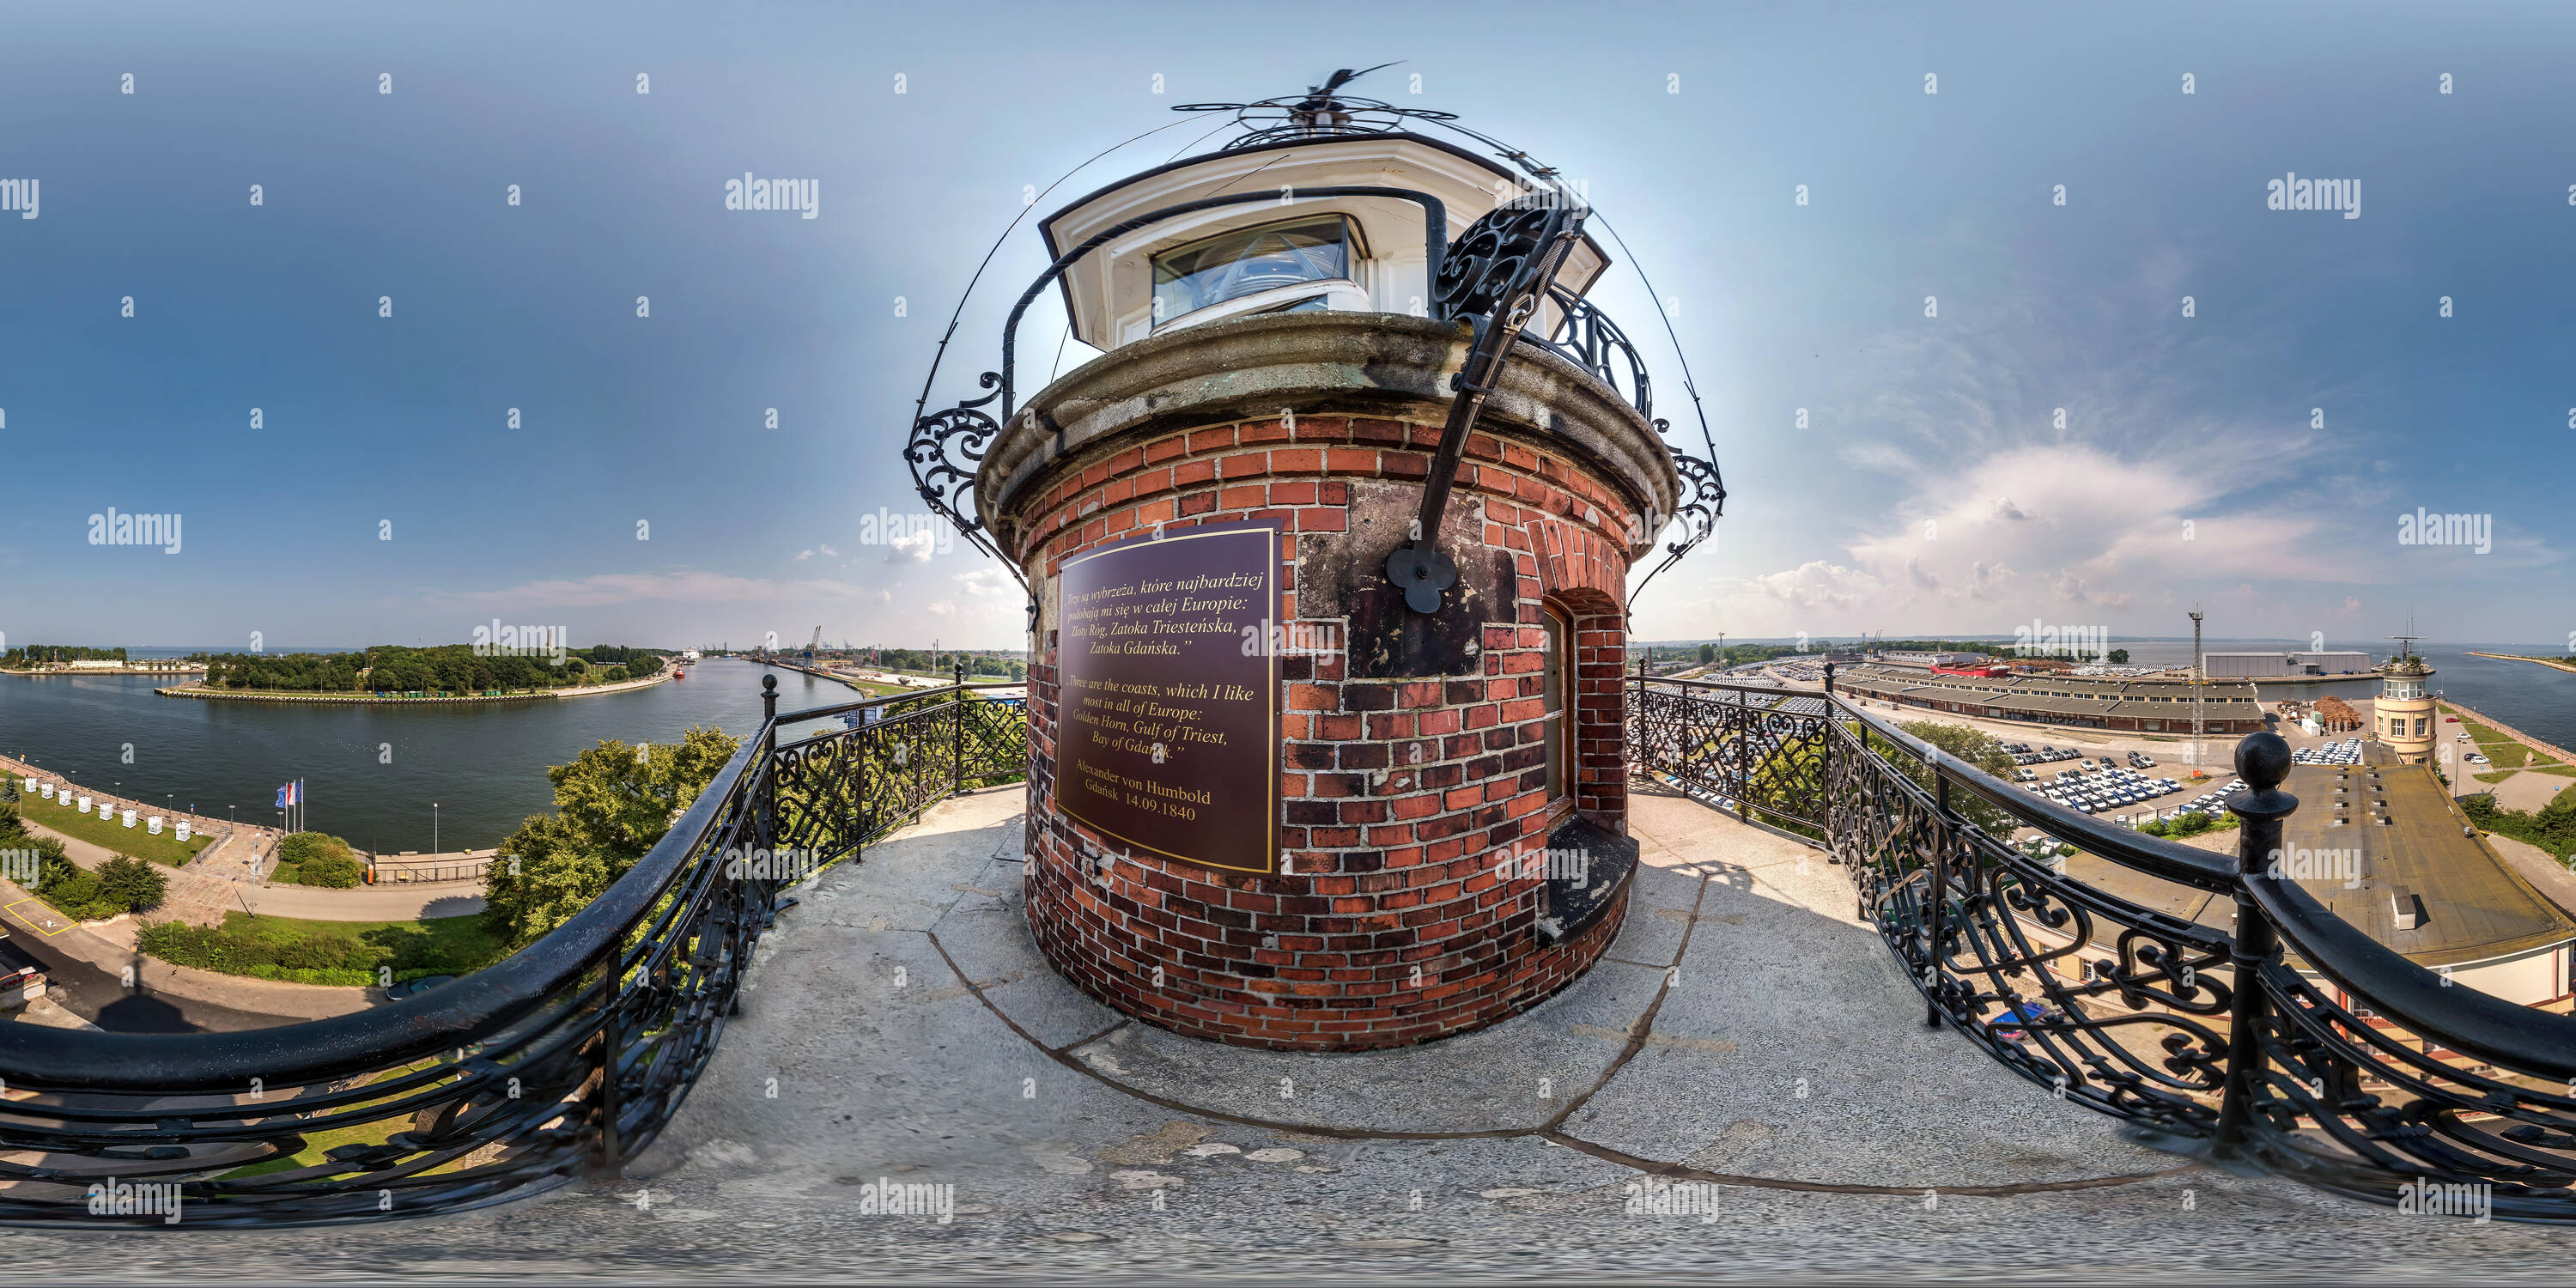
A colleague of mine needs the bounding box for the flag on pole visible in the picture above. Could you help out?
[275,783,295,808]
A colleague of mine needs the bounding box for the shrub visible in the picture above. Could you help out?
[138,914,505,987]
[94,854,168,913]
[276,831,362,885]
[277,831,352,865]
[300,848,364,888]
[2137,817,2171,837]
[2172,811,2215,838]
[140,920,365,974]
[31,841,125,920]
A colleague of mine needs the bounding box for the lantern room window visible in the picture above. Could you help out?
[1151,215,1357,328]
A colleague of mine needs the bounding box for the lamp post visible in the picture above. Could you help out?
[434,803,440,861]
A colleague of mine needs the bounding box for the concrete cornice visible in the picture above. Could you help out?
[976,311,1682,559]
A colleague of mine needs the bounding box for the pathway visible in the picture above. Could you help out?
[15,818,247,927]
[0,872,370,1025]
[247,883,484,921]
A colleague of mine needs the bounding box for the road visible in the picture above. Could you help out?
[3,929,296,1033]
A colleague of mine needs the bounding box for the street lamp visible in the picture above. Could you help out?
[434,803,440,860]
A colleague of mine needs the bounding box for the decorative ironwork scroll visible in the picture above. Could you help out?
[1625,447,1727,606]
[1387,197,1590,612]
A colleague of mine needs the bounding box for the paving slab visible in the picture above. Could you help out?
[9,783,2576,1280]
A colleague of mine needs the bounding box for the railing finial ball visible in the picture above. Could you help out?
[2234,731,2293,791]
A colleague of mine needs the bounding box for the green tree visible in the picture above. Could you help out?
[1868,720,2019,835]
[94,854,169,913]
[1698,642,1717,665]
[481,726,741,948]
[2107,648,2130,664]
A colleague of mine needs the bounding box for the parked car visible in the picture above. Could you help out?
[0,931,47,1012]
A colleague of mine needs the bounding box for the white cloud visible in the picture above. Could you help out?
[794,549,813,561]
[886,529,936,562]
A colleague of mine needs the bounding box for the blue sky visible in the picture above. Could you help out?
[3,1,2569,653]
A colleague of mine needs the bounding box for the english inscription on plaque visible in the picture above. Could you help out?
[1055,521,1280,875]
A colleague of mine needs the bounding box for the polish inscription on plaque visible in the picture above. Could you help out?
[1054,522,1279,875]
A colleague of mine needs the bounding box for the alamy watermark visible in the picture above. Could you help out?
[1623,1179,1722,1223]
[1493,845,1589,884]
[2012,619,2108,661]
[88,507,181,554]
[2396,1178,2492,1223]
[2267,172,2360,219]
[87,1177,182,1224]
[859,507,956,559]
[851,1176,954,1223]
[1240,618,1344,659]
[471,620,568,665]
[1,848,39,885]
[722,846,818,883]
[0,177,36,219]
[2265,844,2362,890]
[724,173,818,219]
[2397,508,2491,555]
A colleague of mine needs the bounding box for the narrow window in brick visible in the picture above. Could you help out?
[1541,601,1571,800]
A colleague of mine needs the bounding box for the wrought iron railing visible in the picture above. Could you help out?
[1630,668,2576,1220]
[903,175,1728,623]
[1627,676,1831,833]
[0,679,1027,1227]
[1526,283,1650,422]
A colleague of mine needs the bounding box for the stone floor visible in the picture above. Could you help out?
[4,781,2568,1282]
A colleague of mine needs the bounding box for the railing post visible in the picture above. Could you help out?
[1924,746,1948,1028]
[756,674,781,873]
[2214,732,2297,1160]
[952,661,968,789]
[591,967,624,1182]
[1631,652,1647,784]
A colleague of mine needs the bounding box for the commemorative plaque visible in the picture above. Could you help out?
[1054,521,1279,874]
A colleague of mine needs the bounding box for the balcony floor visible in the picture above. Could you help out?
[8,781,2566,1279]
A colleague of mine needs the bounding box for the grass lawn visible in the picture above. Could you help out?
[213,1063,440,1181]
[2476,769,2518,784]
[2533,765,2576,778]
[217,909,509,971]
[2451,714,2506,741]
[2483,744,2532,769]
[142,910,513,987]
[14,793,214,866]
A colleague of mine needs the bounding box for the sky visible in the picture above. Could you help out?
[3,1,2570,654]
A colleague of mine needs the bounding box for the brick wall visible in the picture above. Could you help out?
[1011,410,1649,1050]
